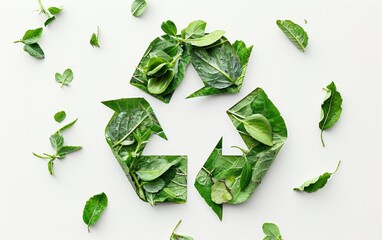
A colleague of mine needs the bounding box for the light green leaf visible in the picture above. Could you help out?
[262,223,283,240]
[184,30,225,47]
[20,28,43,45]
[54,111,66,123]
[319,81,343,147]
[161,20,177,36]
[48,6,62,15]
[57,146,82,156]
[23,43,45,59]
[48,160,54,175]
[211,181,232,204]
[49,133,64,151]
[131,0,147,17]
[56,118,78,133]
[240,114,273,146]
[143,178,166,193]
[83,192,108,232]
[276,20,308,52]
[147,69,174,94]
[136,157,180,181]
[170,220,194,240]
[55,69,74,87]
[183,20,206,39]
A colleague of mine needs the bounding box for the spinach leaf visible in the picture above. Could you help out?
[54,111,66,123]
[55,69,74,87]
[184,30,225,47]
[195,88,287,220]
[103,98,188,205]
[90,26,100,48]
[233,114,273,146]
[82,192,108,232]
[131,0,147,17]
[33,117,82,175]
[161,20,177,36]
[14,28,45,59]
[170,220,193,240]
[37,0,63,26]
[319,81,343,147]
[294,161,341,193]
[262,223,283,240]
[183,20,207,39]
[276,20,308,52]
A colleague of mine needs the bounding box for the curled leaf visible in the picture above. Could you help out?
[276,20,308,52]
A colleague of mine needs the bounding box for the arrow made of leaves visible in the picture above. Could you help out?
[103,98,187,205]
[194,88,288,220]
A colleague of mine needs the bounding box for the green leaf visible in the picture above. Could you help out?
[55,69,74,87]
[23,43,45,59]
[170,220,194,240]
[191,41,242,89]
[49,133,64,151]
[184,30,225,47]
[240,162,252,190]
[294,161,341,193]
[44,16,56,26]
[56,118,78,133]
[143,178,166,193]
[48,160,54,175]
[276,20,309,52]
[54,111,66,123]
[262,223,283,240]
[183,20,206,39]
[319,81,343,147]
[57,146,82,156]
[20,28,43,45]
[147,69,175,94]
[161,20,177,36]
[211,181,232,204]
[136,157,180,181]
[240,114,274,146]
[90,26,100,48]
[48,6,62,15]
[131,0,147,17]
[82,192,108,232]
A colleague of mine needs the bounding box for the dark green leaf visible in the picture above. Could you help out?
[294,161,341,193]
[161,20,177,36]
[49,133,64,151]
[90,27,100,48]
[23,43,45,59]
[83,192,108,232]
[48,6,62,15]
[184,30,225,47]
[131,0,147,17]
[240,162,252,190]
[183,20,206,39]
[147,69,174,94]
[55,69,74,87]
[276,20,308,52]
[54,111,66,123]
[262,223,283,240]
[44,16,56,26]
[319,81,343,147]
[20,28,43,45]
[143,178,165,193]
[191,41,242,89]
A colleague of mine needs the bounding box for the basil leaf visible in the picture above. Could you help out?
[184,30,225,47]
[262,223,283,240]
[191,41,242,89]
[54,111,66,123]
[103,98,187,205]
[56,118,78,133]
[44,16,56,27]
[211,181,232,204]
[195,88,287,220]
[319,82,343,147]
[90,26,100,48]
[143,178,166,193]
[170,220,193,240]
[20,28,43,45]
[183,20,206,39]
[276,20,308,52]
[23,43,45,59]
[240,162,252,191]
[294,161,341,193]
[147,69,175,94]
[131,0,147,17]
[49,133,64,151]
[82,192,108,232]
[161,20,177,36]
[48,6,62,15]
[238,114,274,146]
[55,69,74,87]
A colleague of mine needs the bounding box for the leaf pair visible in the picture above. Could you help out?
[55,69,74,87]
[14,28,45,59]
[83,192,108,232]
[37,0,63,26]
[33,116,82,175]
[169,220,193,240]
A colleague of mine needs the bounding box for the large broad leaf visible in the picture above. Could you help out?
[191,41,242,89]
[130,36,191,103]
[103,98,187,205]
[319,81,343,146]
[195,88,287,220]
[240,114,273,146]
[276,20,309,52]
[187,39,253,98]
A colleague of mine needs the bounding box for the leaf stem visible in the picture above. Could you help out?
[171,220,182,236]
[333,160,341,174]
[320,130,325,147]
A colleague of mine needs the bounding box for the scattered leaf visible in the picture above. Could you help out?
[55,69,74,87]
[54,111,66,123]
[82,192,108,232]
[276,20,309,52]
[131,0,147,17]
[262,222,283,240]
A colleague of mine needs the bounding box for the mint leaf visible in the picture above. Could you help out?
[161,20,177,36]
[262,223,283,240]
[23,43,45,59]
[276,20,309,52]
[82,192,108,232]
[54,111,66,123]
[131,0,147,17]
[55,69,74,87]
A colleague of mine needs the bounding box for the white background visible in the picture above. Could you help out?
[1,0,381,239]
